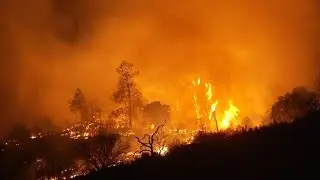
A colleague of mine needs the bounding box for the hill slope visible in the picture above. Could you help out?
[78,113,320,180]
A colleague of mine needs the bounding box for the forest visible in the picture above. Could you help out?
[1,61,320,179]
[0,1,319,179]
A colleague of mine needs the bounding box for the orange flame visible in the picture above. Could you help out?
[220,101,240,130]
[191,77,240,131]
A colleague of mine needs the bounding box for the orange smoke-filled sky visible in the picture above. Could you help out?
[0,0,319,135]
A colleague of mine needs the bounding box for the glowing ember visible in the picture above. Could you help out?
[157,145,169,156]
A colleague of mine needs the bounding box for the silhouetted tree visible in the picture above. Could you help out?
[266,87,320,124]
[135,120,167,156]
[143,101,170,126]
[79,133,129,171]
[69,88,89,122]
[113,61,142,129]
[69,89,103,123]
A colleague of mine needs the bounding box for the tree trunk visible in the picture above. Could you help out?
[127,83,132,129]
[214,111,219,132]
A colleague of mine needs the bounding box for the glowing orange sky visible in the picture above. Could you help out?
[0,0,319,135]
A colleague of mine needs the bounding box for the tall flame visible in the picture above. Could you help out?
[193,95,202,119]
[205,82,212,100]
[220,101,240,130]
[191,77,240,131]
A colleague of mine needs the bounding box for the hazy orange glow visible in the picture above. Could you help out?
[1,2,318,179]
[0,0,319,136]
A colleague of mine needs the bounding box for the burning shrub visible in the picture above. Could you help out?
[79,133,130,171]
[135,121,168,156]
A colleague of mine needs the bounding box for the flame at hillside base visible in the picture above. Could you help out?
[190,77,241,132]
[7,77,254,179]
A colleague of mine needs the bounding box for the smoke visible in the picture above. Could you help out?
[0,0,319,135]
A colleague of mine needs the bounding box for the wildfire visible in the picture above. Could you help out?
[193,96,202,119]
[4,76,246,180]
[191,77,241,131]
[157,145,169,156]
[220,101,240,130]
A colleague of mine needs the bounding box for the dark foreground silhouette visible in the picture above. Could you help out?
[78,112,320,180]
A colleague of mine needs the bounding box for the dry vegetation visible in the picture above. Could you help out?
[1,61,320,180]
[79,111,320,180]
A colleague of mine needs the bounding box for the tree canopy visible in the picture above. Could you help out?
[267,87,320,124]
[143,101,170,126]
[112,61,142,128]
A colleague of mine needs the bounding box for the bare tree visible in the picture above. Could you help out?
[135,120,167,156]
[79,133,129,171]
[113,61,142,129]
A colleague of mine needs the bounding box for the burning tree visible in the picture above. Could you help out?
[79,133,129,171]
[191,77,219,131]
[113,61,142,129]
[135,121,168,156]
[69,88,103,123]
[107,107,128,129]
[190,77,241,132]
[68,88,104,138]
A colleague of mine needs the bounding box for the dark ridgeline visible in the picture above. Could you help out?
[77,111,320,180]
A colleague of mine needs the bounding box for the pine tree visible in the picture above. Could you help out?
[113,61,142,128]
[69,88,89,122]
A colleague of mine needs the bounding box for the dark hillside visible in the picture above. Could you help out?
[78,112,320,180]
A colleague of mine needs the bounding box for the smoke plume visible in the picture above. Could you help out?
[0,0,319,135]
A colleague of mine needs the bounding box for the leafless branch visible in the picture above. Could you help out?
[135,120,167,156]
